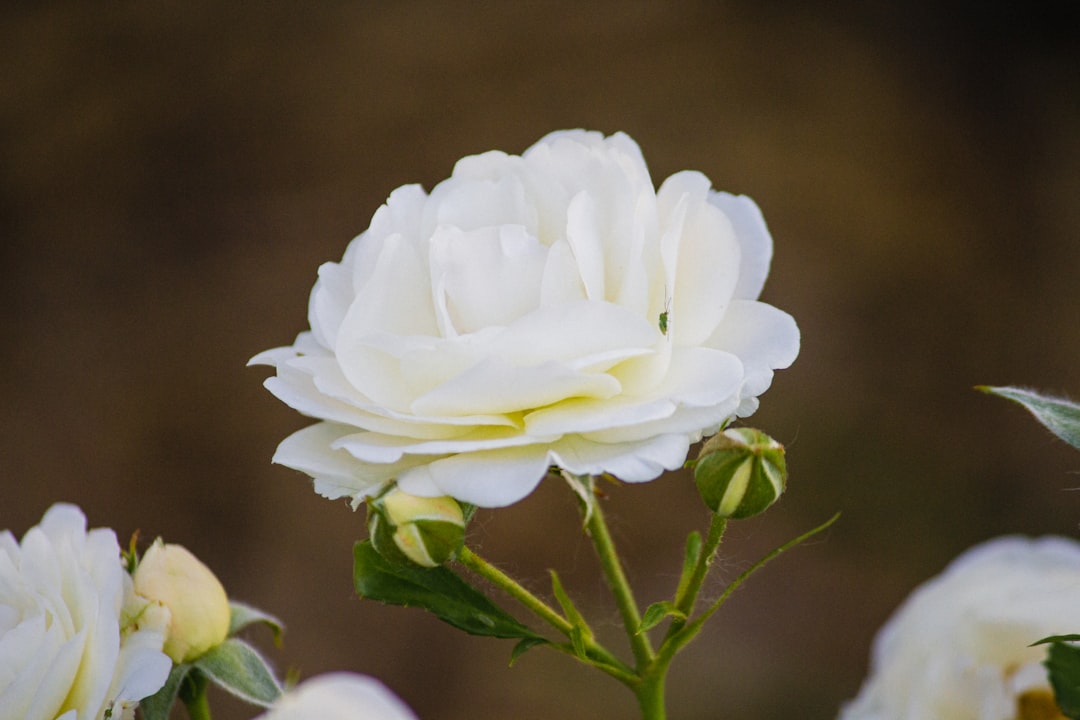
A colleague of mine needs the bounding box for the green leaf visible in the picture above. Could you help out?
[674,531,702,604]
[549,570,590,636]
[353,540,544,641]
[1045,641,1080,718]
[561,472,596,524]
[569,625,589,659]
[978,386,1080,451]
[138,663,190,720]
[192,638,282,707]
[508,637,548,667]
[638,601,686,634]
[228,601,285,647]
[1034,634,1080,646]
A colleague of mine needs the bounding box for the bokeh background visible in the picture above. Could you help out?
[4,2,1080,718]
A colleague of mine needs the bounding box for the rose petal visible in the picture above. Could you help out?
[657,171,741,346]
[429,224,546,335]
[333,427,557,464]
[411,356,621,417]
[707,300,800,409]
[336,233,439,342]
[524,397,676,437]
[273,423,430,505]
[709,191,773,301]
[565,191,606,301]
[550,433,690,483]
[397,446,551,507]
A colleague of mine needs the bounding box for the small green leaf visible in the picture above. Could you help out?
[549,570,590,635]
[570,625,589,659]
[674,531,702,604]
[1044,641,1080,718]
[353,541,544,641]
[138,663,190,720]
[978,386,1080,451]
[192,638,282,707]
[228,602,285,647]
[561,471,596,524]
[509,637,548,667]
[638,601,686,634]
[1034,634,1080,646]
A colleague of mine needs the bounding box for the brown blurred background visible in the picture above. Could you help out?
[3,2,1079,718]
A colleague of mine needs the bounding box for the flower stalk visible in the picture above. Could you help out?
[583,493,655,669]
[451,477,838,720]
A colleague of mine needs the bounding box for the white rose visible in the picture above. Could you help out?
[251,129,799,507]
[0,504,172,720]
[841,536,1080,720]
[255,673,417,720]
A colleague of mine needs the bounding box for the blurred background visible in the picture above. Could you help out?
[3,2,1079,718]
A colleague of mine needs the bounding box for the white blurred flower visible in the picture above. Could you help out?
[0,504,171,720]
[132,540,231,663]
[255,673,417,720]
[252,129,799,508]
[841,536,1080,720]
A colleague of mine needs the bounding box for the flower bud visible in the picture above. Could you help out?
[133,540,231,663]
[368,487,465,568]
[694,428,786,519]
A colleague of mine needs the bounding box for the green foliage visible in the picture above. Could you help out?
[138,639,280,720]
[228,601,285,647]
[978,386,1080,451]
[192,638,282,706]
[638,601,686,634]
[353,540,545,642]
[1044,641,1080,718]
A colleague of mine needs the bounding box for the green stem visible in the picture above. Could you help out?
[457,546,633,680]
[584,489,655,669]
[634,669,667,720]
[459,546,572,635]
[666,514,727,640]
[658,512,841,665]
[180,671,212,720]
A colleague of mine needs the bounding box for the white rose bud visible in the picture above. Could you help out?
[694,427,786,518]
[133,540,231,663]
[368,487,465,568]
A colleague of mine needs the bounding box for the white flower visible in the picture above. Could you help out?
[254,673,417,720]
[0,504,172,720]
[251,129,799,507]
[841,536,1080,720]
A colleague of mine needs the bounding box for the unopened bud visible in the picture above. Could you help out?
[694,428,786,519]
[368,487,465,568]
[133,540,231,663]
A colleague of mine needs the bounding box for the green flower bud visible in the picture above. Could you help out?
[133,540,231,663]
[694,428,786,519]
[368,487,465,568]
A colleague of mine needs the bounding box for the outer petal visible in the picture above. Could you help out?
[707,300,800,415]
[550,433,690,483]
[397,445,551,507]
[709,192,773,301]
[273,423,431,506]
[657,171,741,347]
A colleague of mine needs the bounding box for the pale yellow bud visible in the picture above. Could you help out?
[368,487,465,568]
[133,540,231,663]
